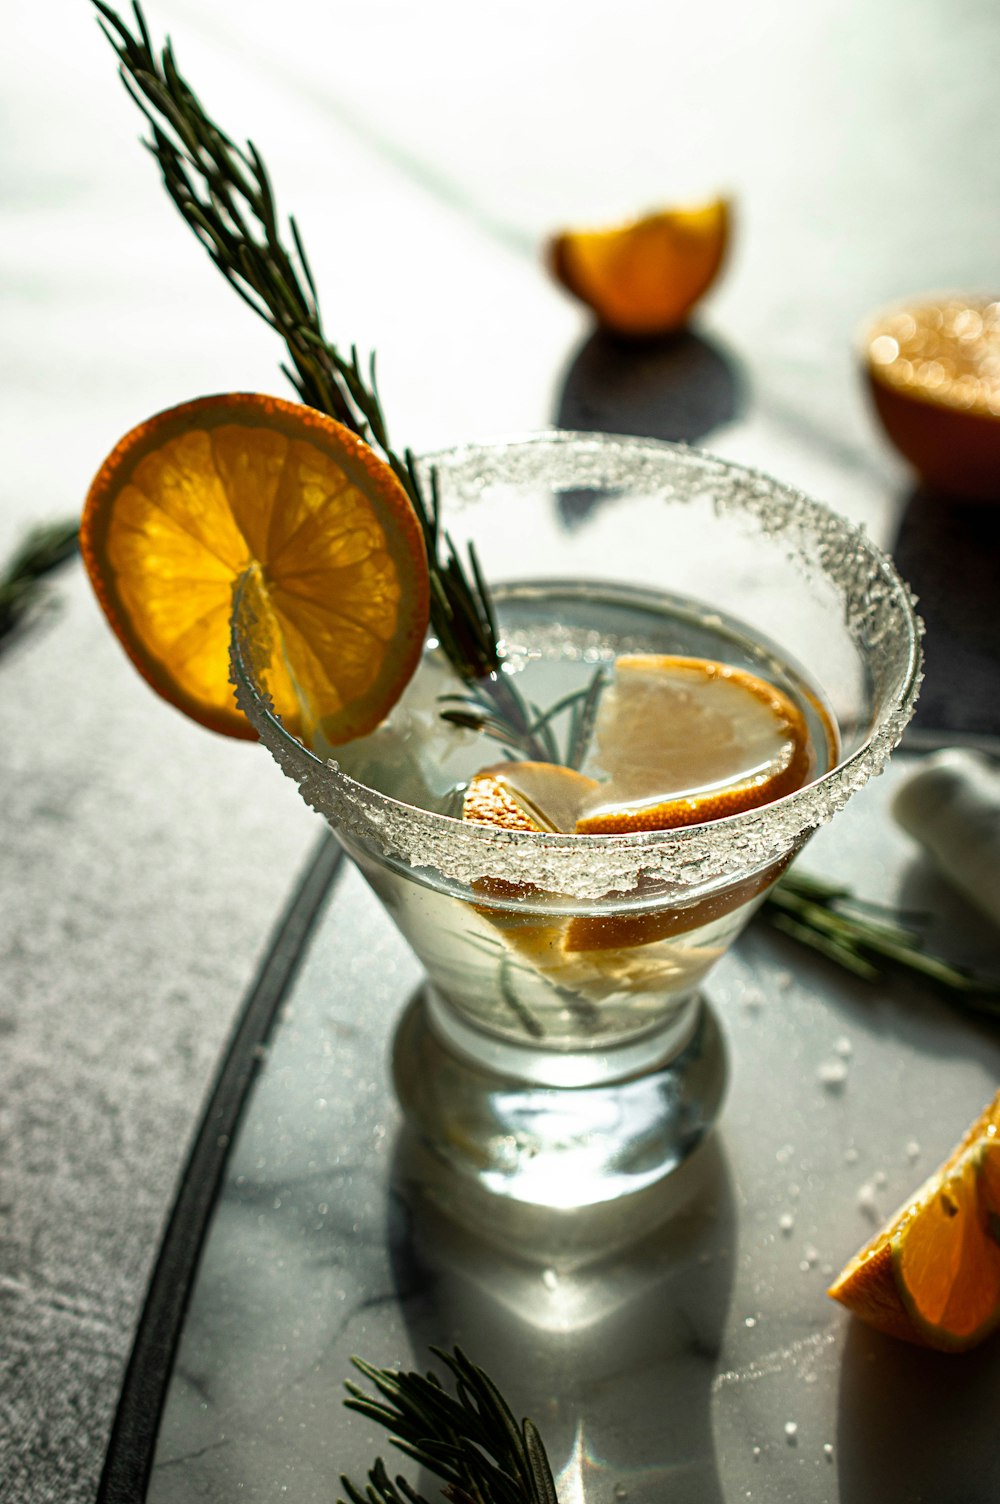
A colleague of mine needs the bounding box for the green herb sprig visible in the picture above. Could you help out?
[93,0,589,765]
[0,520,79,652]
[339,1347,558,1504]
[763,869,1000,1017]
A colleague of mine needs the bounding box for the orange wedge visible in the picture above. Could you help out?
[828,1089,1000,1351]
[80,393,429,742]
[863,295,1000,500]
[576,655,813,835]
[548,197,731,337]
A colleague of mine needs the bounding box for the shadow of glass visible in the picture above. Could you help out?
[555,327,745,443]
[836,1320,1000,1502]
[889,484,1000,739]
[550,327,745,530]
[387,1131,735,1504]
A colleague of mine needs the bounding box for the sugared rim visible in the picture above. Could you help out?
[231,432,923,900]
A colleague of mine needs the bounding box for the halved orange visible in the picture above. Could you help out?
[548,197,731,337]
[80,393,429,742]
[862,295,1000,501]
[828,1089,1000,1351]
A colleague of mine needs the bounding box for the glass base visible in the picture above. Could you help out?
[392,989,727,1209]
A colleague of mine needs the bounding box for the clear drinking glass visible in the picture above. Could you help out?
[231,432,922,1209]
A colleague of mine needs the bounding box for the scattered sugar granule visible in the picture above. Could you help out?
[906,1140,921,1162]
[784,1422,798,1444]
[857,1181,881,1221]
[823,1443,834,1461]
[834,1036,853,1058]
[779,1212,795,1235]
[818,1059,849,1091]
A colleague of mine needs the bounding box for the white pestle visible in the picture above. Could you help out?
[891,749,1000,932]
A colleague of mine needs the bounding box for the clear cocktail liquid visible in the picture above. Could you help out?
[327,580,836,1065]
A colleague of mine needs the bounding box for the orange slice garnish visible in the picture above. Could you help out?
[548,197,731,337]
[575,655,812,835]
[80,393,429,742]
[863,295,1000,500]
[828,1090,1000,1351]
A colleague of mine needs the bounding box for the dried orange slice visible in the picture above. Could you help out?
[863,295,1000,500]
[462,761,599,834]
[80,393,429,742]
[462,761,598,911]
[548,197,731,337]
[828,1090,1000,1351]
[575,655,813,835]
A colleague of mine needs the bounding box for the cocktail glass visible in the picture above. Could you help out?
[230,432,921,1209]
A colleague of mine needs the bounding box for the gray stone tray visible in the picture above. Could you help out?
[100,745,1000,1504]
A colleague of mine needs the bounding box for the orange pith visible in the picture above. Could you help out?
[80,393,430,742]
[863,295,1000,500]
[828,1090,1000,1351]
[548,197,730,338]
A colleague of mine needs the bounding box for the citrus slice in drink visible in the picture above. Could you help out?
[575,655,813,834]
[461,655,812,955]
[828,1089,1000,1351]
[80,392,430,742]
[462,761,599,835]
[862,295,1000,500]
[547,197,731,337]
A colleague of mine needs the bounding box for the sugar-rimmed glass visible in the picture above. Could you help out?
[231,432,922,1209]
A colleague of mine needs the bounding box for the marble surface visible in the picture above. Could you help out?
[2,0,999,1500]
[147,755,1000,1504]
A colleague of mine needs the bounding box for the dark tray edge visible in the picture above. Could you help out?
[96,831,344,1504]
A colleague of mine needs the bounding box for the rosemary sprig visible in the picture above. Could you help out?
[763,870,1000,1018]
[0,520,79,651]
[339,1347,559,1504]
[93,0,554,762]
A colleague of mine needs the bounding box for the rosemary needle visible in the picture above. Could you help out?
[340,1347,558,1504]
[763,869,1000,1017]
